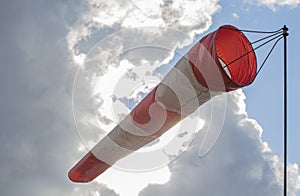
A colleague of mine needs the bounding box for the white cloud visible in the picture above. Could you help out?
[95,166,171,196]
[67,0,221,57]
[248,0,300,11]
[140,90,300,196]
[232,12,240,18]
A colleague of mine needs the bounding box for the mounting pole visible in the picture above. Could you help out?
[282,25,288,196]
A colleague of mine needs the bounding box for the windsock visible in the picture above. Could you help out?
[69,25,257,182]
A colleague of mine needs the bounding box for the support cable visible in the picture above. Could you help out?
[222,33,283,69]
[254,36,283,79]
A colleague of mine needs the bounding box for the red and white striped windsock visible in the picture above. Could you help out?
[68,25,257,182]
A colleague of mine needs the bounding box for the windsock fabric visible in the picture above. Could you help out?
[69,25,257,182]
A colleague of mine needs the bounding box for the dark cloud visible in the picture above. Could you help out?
[0,1,116,195]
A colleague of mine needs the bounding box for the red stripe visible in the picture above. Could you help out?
[131,86,181,138]
[68,151,110,183]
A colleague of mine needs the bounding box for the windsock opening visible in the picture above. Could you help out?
[188,25,257,91]
[216,25,257,87]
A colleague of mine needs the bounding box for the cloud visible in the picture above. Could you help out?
[232,12,240,18]
[0,1,116,195]
[67,0,221,60]
[140,90,300,196]
[247,0,300,11]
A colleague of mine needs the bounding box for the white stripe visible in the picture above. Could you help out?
[155,57,212,116]
[92,56,217,165]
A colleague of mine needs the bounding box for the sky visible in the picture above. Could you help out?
[1,0,300,196]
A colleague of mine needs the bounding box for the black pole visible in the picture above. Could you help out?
[282,25,288,196]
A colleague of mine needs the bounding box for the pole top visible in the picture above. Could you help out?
[283,25,289,37]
